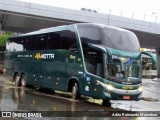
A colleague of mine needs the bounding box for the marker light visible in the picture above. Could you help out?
[94,88,97,91]
[121,57,125,61]
[96,80,114,90]
[138,87,142,92]
[106,84,113,90]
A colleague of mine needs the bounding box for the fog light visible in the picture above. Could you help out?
[138,87,142,92]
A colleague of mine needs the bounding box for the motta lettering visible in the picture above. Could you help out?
[35,53,54,59]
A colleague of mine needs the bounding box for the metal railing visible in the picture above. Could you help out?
[98,8,160,23]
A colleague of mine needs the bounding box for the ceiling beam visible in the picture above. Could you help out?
[1,13,7,30]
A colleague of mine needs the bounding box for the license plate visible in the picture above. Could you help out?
[123,96,130,100]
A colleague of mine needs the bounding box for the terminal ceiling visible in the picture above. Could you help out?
[0,12,160,49]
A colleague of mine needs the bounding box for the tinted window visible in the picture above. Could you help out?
[7,38,25,52]
[35,34,47,50]
[17,38,25,51]
[84,48,104,77]
[26,37,35,50]
[7,29,78,51]
[77,25,101,47]
[6,39,11,52]
[6,40,12,52]
[46,32,61,50]
[6,41,10,52]
[60,30,77,50]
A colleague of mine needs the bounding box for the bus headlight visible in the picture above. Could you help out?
[137,87,142,92]
[106,84,113,90]
[3,68,6,75]
[96,80,114,91]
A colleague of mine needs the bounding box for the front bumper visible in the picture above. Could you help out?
[97,80,142,100]
[104,87,142,100]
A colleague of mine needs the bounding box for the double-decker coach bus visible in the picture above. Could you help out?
[141,52,157,78]
[4,23,155,105]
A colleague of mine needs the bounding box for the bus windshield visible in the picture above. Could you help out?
[108,56,141,79]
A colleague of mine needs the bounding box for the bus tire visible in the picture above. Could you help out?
[20,74,26,87]
[72,82,80,100]
[14,74,20,87]
[102,100,111,107]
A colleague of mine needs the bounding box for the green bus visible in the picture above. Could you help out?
[4,23,154,105]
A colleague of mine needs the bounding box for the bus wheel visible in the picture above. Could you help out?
[14,74,20,87]
[72,82,80,100]
[20,74,26,87]
[102,100,111,107]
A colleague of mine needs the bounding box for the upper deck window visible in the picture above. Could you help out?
[60,30,77,50]
[7,29,78,52]
[6,38,26,52]
[77,24,140,53]
[35,34,47,50]
[77,25,102,48]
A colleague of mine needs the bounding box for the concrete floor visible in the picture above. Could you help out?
[0,74,159,120]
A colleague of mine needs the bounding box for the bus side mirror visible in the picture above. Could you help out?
[141,51,156,69]
[106,52,112,63]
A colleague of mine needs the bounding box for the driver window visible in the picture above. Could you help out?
[108,58,124,78]
[84,48,104,77]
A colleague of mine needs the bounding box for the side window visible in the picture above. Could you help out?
[77,25,101,49]
[35,34,47,50]
[17,38,26,51]
[6,39,12,52]
[84,48,104,77]
[46,32,61,50]
[9,38,26,52]
[60,30,77,50]
[10,39,15,52]
[26,37,35,50]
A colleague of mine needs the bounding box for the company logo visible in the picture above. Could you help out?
[2,112,11,117]
[35,53,54,60]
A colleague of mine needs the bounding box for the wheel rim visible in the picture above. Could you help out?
[21,76,26,87]
[72,83,77,99]
[13,89,19,100]
[15,76,19,86]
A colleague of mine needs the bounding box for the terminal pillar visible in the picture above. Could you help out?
[0,23,2,34]
[156,49,160,78]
